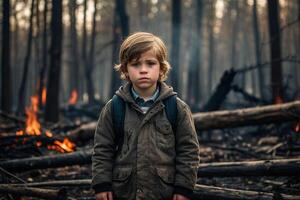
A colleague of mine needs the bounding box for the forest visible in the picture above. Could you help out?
[0,0,300,199]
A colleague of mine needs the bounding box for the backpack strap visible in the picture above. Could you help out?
[163,95,178,133]
[111,95,125,150]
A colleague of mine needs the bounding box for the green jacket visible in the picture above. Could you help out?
[92,82,200,200]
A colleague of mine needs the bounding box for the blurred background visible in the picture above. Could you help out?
[1,0,300,122]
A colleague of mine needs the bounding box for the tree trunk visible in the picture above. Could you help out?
[45,0,63,122]
[252,0,264,99]
[193,184,300,200]
[207,0,215,95]
[187,0,203,108]
[86,0,98,103]
[38,0,48,110]
[197,158,300,177]
[194,100,300,131]
[267,0,283,103]
[0,185,66,200]
[1,0,12,113]
[170,0,181,93]
[110,0,129,97]
[68,0,80,101]
[17,0,35,114]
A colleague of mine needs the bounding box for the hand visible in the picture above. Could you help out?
[95,192,113,200]
[172,194,189,200]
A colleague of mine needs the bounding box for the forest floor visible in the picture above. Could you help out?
[0,109,300,199]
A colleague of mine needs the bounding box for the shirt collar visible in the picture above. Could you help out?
[131,85,160,102]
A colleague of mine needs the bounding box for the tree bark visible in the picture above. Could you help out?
[197,158,300,177]
[192,184,300,200]
[85,0,98,103]
[110,0,129,97]
[38,0,48,110]
[68,0,79,98]
[45,0,63,122]
[17,0,35,114]
[1,0,12,113]
[194,100,300,131]
[0,185,66,200]
[0,150,92,172]
[252,0,264,99]
[267,0,283,103]
[170,0,181,93]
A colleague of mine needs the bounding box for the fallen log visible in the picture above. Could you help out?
[197,157,300,177]
[7,180,300,200]
[192,184,300,200]
[194,100,300,131]
[65,100,300,139]
[0,184,66,200]
[2,150,300,178]
[0,150,92,172]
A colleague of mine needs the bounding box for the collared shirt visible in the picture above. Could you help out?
[131,85,160,114]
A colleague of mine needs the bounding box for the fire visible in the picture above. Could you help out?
[48,138,76,153]
[22,95,41,136]
[69,89,78,105]
[15,93,76,153]
[293,123,300,133]
[42,87,47,106]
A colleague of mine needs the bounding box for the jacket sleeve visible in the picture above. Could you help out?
[92,100,116,193]
[174,98,200,192]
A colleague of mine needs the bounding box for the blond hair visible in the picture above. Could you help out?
[114,32,171,81]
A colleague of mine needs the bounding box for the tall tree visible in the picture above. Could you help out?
[68,0,79,99]
[1,0,12,113]
[82,0,88,101]
[110,0,129,97]
[17,0,35,113]
[38,0,48,109]
[267,0,283,103]
[170,0,181,93]
[207,0,216,95]
[252,0,264,99]
[187,0,203,107]
[45,0,63,122]
[85,0,98,103]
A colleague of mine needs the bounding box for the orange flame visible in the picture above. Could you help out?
[293,123,300,133]
[42,87,47,106]
[48,138,76,153]
[24,95,41,136]
[69,89,78,105]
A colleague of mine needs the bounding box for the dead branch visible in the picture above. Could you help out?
[198,157,300,177]
[194,100,300,131]
[192,184,300,200]
[0,150,92,172]
[0,184,66,200]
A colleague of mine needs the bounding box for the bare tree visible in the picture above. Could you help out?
[38,0,48,110]
[17,0,35,114]
[68,0,79,99]
[85,0,99,103]
[187,0,203,107]
[267,0,283,103]
[1,0,12,113]
[110,0,129,97]
[45,0,63,122]
[170,0,181,93]
[252,0,264,99]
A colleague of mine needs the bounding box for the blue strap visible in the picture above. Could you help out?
[163,95,178,133]
[111,95,125,149]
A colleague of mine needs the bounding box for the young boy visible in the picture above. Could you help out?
[92,32,200,200]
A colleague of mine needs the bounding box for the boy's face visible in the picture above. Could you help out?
[126,49,162,96]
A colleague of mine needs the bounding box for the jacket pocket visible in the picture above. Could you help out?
[156,166,175,199]
[112,166,133,199]
[155,119,175,148]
